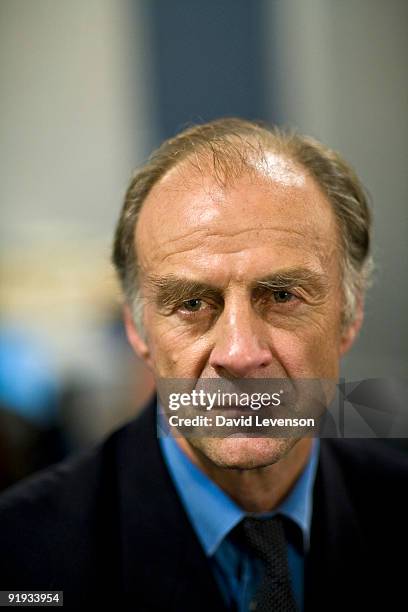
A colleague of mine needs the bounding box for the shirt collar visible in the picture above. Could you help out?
[159,405,320,557]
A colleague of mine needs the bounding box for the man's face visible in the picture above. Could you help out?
[129,154,357,469]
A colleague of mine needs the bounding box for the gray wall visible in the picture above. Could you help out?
[1,0,154,247]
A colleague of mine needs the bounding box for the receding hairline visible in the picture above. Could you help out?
[133,140,320,246]
[133,142,337,266]
[141,132,311,197]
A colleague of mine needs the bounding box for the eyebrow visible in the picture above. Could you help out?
[145,267,329,308]
[253,269,329,295]
[145,274,222,309]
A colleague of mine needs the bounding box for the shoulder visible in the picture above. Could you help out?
[0,447,103,536]
[0,423,117,518]
[0,405,156,592]
[320,437,408,483]
[318,438,408,521]
[0,401,156,515]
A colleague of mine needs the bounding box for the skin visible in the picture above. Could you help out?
[124,153,363,512]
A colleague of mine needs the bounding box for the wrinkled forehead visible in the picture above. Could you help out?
[135,151,340,277]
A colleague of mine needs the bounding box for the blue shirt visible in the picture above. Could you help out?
[159,428,319,611]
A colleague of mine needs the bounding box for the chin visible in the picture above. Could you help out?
[190,436,299,470]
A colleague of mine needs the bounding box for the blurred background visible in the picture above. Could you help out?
[1,0,407,490]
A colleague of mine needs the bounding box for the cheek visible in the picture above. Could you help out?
[270,317,342,378]
[144,311,211,377]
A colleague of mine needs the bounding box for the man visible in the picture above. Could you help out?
[0,118,407,611]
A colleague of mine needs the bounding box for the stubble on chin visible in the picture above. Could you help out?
[186,435,299,471]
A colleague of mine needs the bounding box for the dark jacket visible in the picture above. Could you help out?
[0,397,407,611]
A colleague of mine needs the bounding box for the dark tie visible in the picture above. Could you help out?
[240,515,298,612]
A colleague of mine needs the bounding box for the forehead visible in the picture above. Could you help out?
[135,156,340,282]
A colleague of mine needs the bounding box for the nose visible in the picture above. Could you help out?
[209,299,274,378]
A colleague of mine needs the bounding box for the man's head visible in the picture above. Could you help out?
[112,118,373,469]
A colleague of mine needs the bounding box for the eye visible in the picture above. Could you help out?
[272,290,295,303]
[181,298,203,312]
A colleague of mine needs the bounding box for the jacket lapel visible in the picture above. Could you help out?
[304,439,363,611]
[115,400,227,611]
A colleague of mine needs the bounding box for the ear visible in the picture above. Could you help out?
[123,303,153,369]
[339,295,364,357]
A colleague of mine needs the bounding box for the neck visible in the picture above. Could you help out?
[177,437,313,513]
